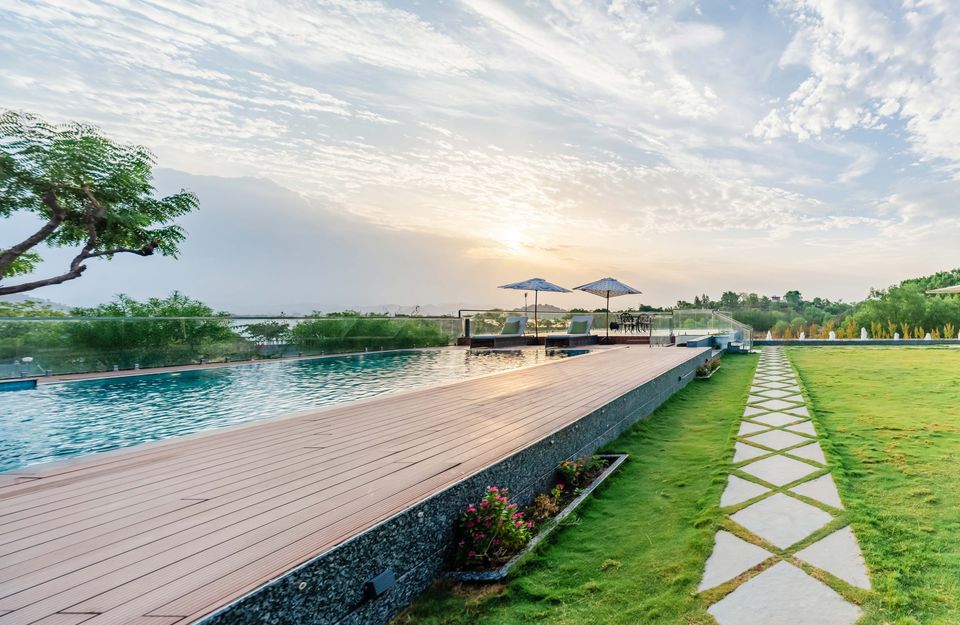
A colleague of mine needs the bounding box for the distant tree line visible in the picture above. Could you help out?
[677,268,960,339]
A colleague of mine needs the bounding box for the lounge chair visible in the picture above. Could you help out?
[469,316,530,348]
[545,315,599,347]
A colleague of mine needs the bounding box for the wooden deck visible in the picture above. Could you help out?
[0,346,707,625]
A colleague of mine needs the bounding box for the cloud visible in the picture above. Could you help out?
[756,0,960,177]
[1,0,959,306]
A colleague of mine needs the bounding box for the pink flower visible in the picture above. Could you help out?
[468,551,476,558]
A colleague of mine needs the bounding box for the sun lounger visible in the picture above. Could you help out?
[545,315,599,347]
[469,316,530,348]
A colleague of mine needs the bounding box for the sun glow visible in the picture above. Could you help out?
[500,229,528,254]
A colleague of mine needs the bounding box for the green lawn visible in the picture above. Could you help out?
[396,354,757,625]
[788,347,960,625]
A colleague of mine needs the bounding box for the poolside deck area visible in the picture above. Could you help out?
[0,345,709,625]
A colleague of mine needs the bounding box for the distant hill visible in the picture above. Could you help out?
[521,303,566,313]
[0,294,73,312]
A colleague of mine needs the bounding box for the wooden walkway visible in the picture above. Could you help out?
[0,346,706,625]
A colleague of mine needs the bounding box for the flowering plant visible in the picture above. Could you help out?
[456,486,533,567]
[558,455,608,488]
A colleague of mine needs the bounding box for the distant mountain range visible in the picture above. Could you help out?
[0,294,73,312]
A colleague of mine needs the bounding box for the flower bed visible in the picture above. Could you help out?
[447,453,628,582]
[696,357,721,379]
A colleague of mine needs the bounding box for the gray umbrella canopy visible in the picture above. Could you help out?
[499,278,570,338]
[927,285,960,294]
[574,277,642,338]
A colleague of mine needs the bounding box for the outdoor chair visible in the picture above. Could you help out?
[545,315,599,347]
[469,316,530,348]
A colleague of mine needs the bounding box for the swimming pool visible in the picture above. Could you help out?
[0,348,584,472]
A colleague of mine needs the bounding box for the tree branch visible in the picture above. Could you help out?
[0,190,65,276]
[0,186,158,296]
[0,265,87,296]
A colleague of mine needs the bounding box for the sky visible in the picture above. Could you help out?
[2,0,960,314]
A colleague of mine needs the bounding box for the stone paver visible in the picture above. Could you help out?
[787,441,827,465]
[699,347,870,622]
[750,412,801,427]
[748,429,812,451]
[731,493,832,548]
[738,421,769,436]
[756,381,790,389]
[721,474,770,507]
[786,421,817,436]
[739,454,818,486]
[795,526,871,589]
[753,398,803,411]
[755,388,796,399]
[734,441,769,462]
[708,561,862,625]
[790,473,842,507]
[698,531,773,591]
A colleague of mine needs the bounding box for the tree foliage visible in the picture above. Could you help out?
[681,269,960,338]
[0,111,197,294]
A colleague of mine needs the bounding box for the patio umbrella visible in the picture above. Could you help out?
[498,278,570,338]
[926,285,960,294]
[574,277,642,338]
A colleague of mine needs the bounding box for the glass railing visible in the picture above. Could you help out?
[0,309,753,380]
[0,315,461,379]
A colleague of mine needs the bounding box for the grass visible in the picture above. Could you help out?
[395,353,757,625]
[788,347,960,625]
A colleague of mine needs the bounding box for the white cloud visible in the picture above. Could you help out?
[1,0,959,306]
[756,0,960,177]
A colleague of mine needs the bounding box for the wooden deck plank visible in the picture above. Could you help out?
[0,347,706,625]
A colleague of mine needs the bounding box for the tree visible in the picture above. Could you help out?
[67,292,243,368]
[783,290,803,308]
[719,291,741,309]
[0,111,198,295]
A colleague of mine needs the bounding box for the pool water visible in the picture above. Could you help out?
[0,348,583,472]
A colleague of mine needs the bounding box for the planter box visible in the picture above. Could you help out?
[696,365,721,380]
[447,453,628,582]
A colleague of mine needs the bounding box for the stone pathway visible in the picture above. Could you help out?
[697,347,870,625]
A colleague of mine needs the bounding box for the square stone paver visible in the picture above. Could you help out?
[754,398,803,411]
[790,473,842,507]
[743,405,767,417]
[750,412,801,427]
[734,441,770,463]
[730,493,833,548]
[785,406,810,417]
[748,395,768,404]
[795,526,871,590]
[755,388,797,399]
[708,561,862,625]
[757,381,790,390]
[740,455,819,486]
[747,429,813,451]
[721,474,770,507]
[757,373,790,382]
[786,421,817,436]
[787,442,827,465]
[698,530,773,591]
[738,421,769,436]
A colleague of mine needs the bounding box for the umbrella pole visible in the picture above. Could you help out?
[606,292,610,339]
[534,290,539,339]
